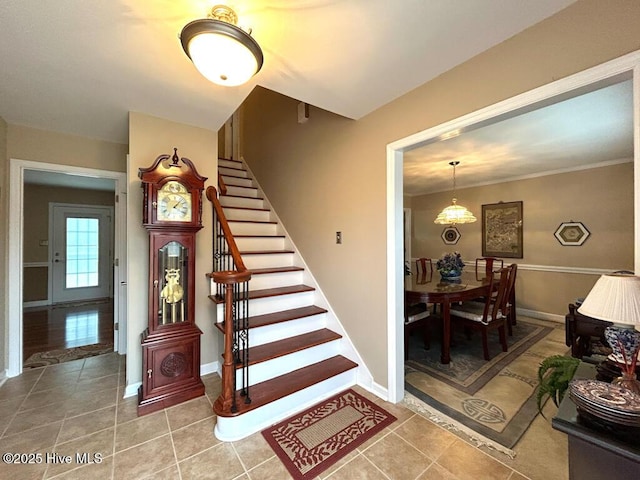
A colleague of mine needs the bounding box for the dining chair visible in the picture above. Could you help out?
[475,257,504,279]
[415,258,433,281]
[504,263,518,336]
[404,293,430,360]
[450,266,511,360]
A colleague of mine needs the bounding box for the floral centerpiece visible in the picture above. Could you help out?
[436,252,465,280]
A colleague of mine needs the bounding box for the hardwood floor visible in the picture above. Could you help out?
[22,298,114,362]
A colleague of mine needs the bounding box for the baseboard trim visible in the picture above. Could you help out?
[517,308,564,324]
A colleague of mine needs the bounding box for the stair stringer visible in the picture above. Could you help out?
[238,158,378,396]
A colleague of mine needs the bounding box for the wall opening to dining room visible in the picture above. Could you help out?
[385,50,640,403]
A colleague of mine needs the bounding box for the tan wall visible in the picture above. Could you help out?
[241,0,640,388]
[0,116,7,369]
[22,185,115,301]
[127,112,218,388]
[410,163,634,315]
[7,125,127,172]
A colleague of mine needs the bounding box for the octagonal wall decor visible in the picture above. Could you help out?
[554,221,590,246]
[442,226,461,245]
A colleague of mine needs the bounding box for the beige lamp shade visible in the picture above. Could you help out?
[578,273,640,326]
[434,198,477,225]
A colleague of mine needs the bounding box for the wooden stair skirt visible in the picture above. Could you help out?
[211,158,359,441]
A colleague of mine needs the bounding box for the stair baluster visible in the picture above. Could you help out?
[207,186,252,415]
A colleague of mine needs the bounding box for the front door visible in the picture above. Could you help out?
[50,204,114,303]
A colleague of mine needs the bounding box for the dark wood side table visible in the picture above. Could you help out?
[552,363,640,480]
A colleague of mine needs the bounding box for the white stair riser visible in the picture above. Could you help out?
[214,370,357,442]
[228,222,278,236]
[248,271,303,290]
[241,253,295,269]
[220,196,264,209]
[235,237,285,251]
[214,291,316,319]
[218,164,247,175]
[237,341,341,387]
[221,176,253,188]
[247,312,326,346]
[223,208,271,223]
[248,291,316,316]
[225,185,259,198]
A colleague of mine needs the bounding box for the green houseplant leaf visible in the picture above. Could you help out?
[536,355,579,417]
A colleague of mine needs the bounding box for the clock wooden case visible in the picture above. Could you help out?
[137,148,208,416]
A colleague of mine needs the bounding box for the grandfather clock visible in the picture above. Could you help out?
[137,148,207,416]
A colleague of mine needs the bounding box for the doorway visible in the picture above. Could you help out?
[50,204,114,303]
[7,159,128,377]
[385,51,640,403]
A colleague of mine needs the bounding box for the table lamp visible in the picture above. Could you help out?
[578,272,640,394]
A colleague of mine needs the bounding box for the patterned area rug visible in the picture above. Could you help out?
[404,316,568,457]
[23,343,114,369]
[262,389,396,480]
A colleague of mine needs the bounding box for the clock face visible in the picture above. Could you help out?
[157,181,192,222]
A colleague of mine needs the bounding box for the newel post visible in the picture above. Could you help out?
[212,270,251,415]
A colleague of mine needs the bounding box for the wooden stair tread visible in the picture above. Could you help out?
[209,284,315,304]
[247,305,327,329]
[249,266,304,275]
[238,328,341,367]
[222,206,270,212]
[216,355,358,417]
[239,249,294,255]
[228,219,278,225]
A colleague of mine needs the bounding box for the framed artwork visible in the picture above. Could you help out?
[482,201,523,258]
[441,226,461,245]
[554,221,590,246]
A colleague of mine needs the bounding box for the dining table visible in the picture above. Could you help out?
[405,270,494,364]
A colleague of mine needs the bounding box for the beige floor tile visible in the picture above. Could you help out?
[4,401,68,436]
[232,431,274,470]
[47,427,115,478]
[362,432,432,480]
[48,455,114,480]
[509,472,531,480]
[140,464,180,480]
[324,454,389,479]
[64,386,119,417]
[115,396,139,425]
[417,461,462,480]
[113,434,176,480]
[20,385,77,411]
[0,451,49,480]
[115,410,169,452]
[0,421,62,454]
[393,413,458,460]
[171,417,220,461]
[0,396,26,423]
[165,395,213,431]
[32,370,81,393]
[436,439,512,480]
[58,405,117,444]
[178,442,244,480]
[76,373,119,394]
[244,455,295,480]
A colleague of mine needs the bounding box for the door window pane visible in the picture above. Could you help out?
[66,217,100,289]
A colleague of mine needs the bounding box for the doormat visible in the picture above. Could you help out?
[261,389,396,480]
[404,317,568,457]
[23,343,114,369]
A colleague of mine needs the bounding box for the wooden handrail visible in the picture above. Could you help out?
[206,185,252,416]
[206,185,247,273]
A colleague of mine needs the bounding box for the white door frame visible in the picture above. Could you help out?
[386,50,640,402]
[7,159,128,377]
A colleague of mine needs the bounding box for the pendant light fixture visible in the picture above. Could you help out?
[180,5,263,87]
[434,161,477,225]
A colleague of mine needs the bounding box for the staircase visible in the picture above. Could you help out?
[209,158,361,441]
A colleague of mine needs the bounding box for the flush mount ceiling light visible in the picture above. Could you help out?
[434,161,477,225]
[180,5,264,87]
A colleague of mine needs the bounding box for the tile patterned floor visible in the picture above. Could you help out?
[0,353,567,479]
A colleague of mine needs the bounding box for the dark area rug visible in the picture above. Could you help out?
[262,389,396,480]
[23,343,114,369]
[404,317,568,456]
